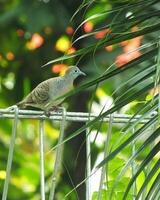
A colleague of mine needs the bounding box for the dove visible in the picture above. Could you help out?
[17,66,86,114]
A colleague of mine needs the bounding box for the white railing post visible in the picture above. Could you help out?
[2,106,19,200]
[49,107,66,200]
[39,119,45,200]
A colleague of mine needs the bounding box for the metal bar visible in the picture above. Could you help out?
[86,127,91,200]
[0,109,156,124]
[98,114,113,200]
[49,107,66,200]
[0,114,149,123]
[0,107,158,200]
[39,120,45,200]
[2,106,19,200]
[0,109,157,118]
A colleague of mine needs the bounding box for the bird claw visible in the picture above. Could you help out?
[44,111,51,117]
[44,107,64,117]
[50,106,63,113]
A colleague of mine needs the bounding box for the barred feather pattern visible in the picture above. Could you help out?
[32,81,49,105]
[16,66,85,111]
[17,80,50,109]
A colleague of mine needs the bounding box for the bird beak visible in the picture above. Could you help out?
[79,71,86,76]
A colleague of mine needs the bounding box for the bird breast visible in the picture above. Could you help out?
[49,78,73,103]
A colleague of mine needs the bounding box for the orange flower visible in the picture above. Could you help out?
[131,51,141,59]
[116,54,128,67]
[67,47,76,54]
[116,26,143,68]
[120,40,129,47]
[6,52,15,61]
[123,36,143,53]
[94,29,110,39]
[123,44,136,53]
[83,21,93,33]
[65,26,74,35]
[26,33,44,50]
[105,45,113,52]
[52,64,68,74]
[116,51,141,67]
[31,33,44,48]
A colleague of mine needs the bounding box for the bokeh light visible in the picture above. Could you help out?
[26,33,44,50]
[6,52,15,61]
[65,26,74,35]
[52,64,68,74]
[55,36,71,52]
[83,21,93,33]
[94,29,110,39]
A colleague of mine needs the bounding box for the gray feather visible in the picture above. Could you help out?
[17,66,85,111]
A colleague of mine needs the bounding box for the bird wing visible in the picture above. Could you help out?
[23,80,50,107]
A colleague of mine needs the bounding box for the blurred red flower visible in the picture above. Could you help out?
[105,45,113,52]
[123,36,143,53]
[31,33,44,48]
[65,26,74,35]
[120,40,129,47]
[6,52,15,61]
[94,29,110,39]
[116,33,143,67]
[52,64,68,74]
[116,51,141,67]
[67,47,76,54]
[83,21,93,33]
[26,33,44,50]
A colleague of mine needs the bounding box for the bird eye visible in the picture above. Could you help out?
[75,70,78,72]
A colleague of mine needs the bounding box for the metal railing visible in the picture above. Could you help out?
[0,107,156,200]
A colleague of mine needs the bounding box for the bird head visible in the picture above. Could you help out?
[65,66,86,79]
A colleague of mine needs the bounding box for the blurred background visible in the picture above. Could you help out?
[0,0,159,200]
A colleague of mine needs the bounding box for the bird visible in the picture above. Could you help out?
[17,66,86,114]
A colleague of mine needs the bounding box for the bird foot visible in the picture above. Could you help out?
[44,111,51,117]
[50,106,64,113]
[44,107,63,117]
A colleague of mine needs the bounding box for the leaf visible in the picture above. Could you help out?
[42,24,159,66]
[135,159,160,200]
[48,48,158,102]
[145,173,160,200]
[122,142,160,200]
[96,115,158,169]
[50,82,155,153]
[109,127,160,199]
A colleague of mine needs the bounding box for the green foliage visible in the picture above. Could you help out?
[0,0,160,199]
